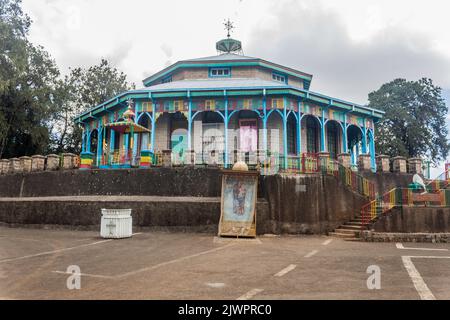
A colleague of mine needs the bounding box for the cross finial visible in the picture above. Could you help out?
[127,98,134,108]
[224,19,234,38]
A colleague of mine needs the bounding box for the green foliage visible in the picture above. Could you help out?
[50,59,134,154]
[0,0,133,157]
[0,0,60,158]
[368,78,449,164]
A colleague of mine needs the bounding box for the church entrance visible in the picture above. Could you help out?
[239,119,258,152]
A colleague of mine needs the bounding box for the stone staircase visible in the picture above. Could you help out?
[329,216,369,241]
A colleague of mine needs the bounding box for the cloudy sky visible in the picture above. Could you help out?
[22,0,450,175]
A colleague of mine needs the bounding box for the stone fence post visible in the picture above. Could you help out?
[392,156,407,173]
[1,159,10,174]
[337,153,351,168]
[31,155,46,172]
[358,154,372,172]
[10,158,22,174]
[46,154,60,171]
[376,155,390,172]
[62,153,76,170]
[408,158,423,175]
[20,156,32,173]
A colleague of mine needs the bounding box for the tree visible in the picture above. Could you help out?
[368,78,449,164]
[50,59,134,154]
[0,0,60,158]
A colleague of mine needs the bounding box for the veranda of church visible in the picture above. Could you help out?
[75,39,384,172]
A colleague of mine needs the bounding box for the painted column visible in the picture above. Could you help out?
[151,115,156,152]
[297,100,301,155]
[96,127,103,166]
[262,91,268,155]
[87,130,92,153]
[369,128,376,171]
[81,125,87,152]
[224,93,229,168]
[362,118,368,154]
[343,114,348,153]
[283,97,288,169]
[124,133,129,164]
[187,94,192,150]
[110,130,115,153]
[320,108,326,152]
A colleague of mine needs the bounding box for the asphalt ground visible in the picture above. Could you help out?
[1,227,449,300]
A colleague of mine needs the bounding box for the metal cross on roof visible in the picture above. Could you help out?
[127,98,134,108]
[224,19,234,38]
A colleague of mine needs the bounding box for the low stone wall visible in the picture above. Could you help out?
[0,167,225,198]
[261,174,368,234]
[0,196,270,234]
[370,206,450,233]
[361,231,450,243]
[0,167,422,235]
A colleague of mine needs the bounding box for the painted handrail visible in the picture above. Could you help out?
[361,187,450,228]
[425,169,450,192]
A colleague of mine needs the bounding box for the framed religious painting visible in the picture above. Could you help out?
[218,170,258,238]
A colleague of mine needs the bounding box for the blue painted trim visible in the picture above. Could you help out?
[224,92,229,167]
[188,94,192,150]
[283,97,288,169]
[75,86,384,123]
[297,100,302,155]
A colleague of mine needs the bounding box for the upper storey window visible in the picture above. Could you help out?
[209,67,231,77]
[272,72,287,84]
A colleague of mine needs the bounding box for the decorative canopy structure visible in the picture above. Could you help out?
[105,100,150,134]
[105,121,150,134]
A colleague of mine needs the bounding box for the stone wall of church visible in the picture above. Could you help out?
[165,66,304,89]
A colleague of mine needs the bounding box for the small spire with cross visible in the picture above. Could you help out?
[224,18,234,38]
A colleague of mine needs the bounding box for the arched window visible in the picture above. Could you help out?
[326,121,339,159]
[306,117,319,154]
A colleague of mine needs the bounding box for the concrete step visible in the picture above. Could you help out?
[328,232,359,239]
[344,221,364,226]
[334,228,360,235]
[339,225,364,230]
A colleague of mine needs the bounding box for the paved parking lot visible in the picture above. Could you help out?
[1,226,449,300]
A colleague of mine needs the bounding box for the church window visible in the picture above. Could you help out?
[209,67,231,77]
[272,72,287,84]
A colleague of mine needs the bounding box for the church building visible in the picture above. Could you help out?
[75,27,384,172]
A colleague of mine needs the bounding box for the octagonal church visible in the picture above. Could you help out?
[75,34,384,172]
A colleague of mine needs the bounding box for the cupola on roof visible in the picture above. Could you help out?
[216,19,243,55]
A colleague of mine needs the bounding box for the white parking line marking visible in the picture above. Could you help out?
[237,288,264,300]
[322,239,333,246]
[0,240,113,264]
[401,256,436,300]
[51,243,237,280]
[396,243,448,251]
[405,256,450,259]
[304,250,318,258]
[274,264,296,277]
[117,243,236,278]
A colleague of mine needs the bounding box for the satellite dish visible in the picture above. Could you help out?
[413,174,427,194]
